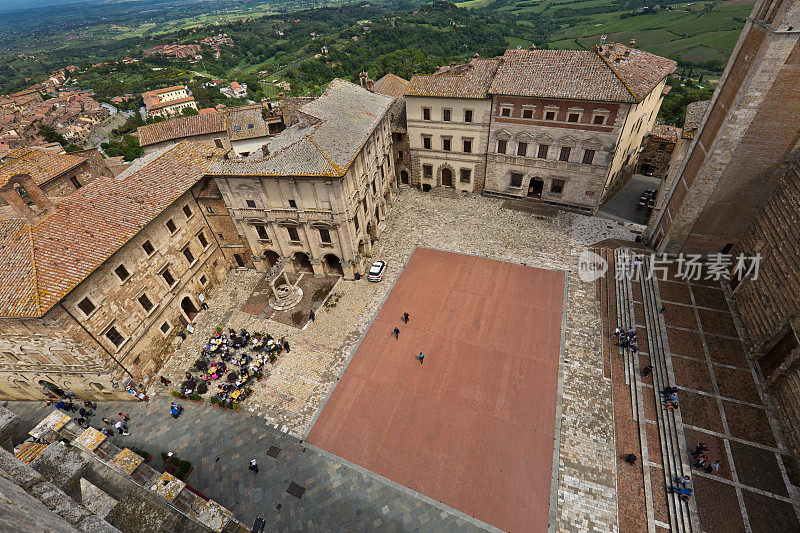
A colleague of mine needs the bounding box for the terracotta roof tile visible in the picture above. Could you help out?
[648,124,680,143]
[374,73,409,100]
[211,79,392,178]
[138,113,228,147]
[0,148,86,188]
[0,142,221,318]
[489,45,676,103]
[407,59,501,99]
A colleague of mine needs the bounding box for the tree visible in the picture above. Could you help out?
[182,106,199,116]
[101,134,143,162]
[37,124,68,146]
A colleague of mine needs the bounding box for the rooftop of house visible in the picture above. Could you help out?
[407,58,501,99]
[137,113,228,147]
[683,99,711,138]
[0,141,222,318]
[0,148,86,189]
[141,86,187,98]
[210,79,392,178]
[144,96,196,112]
[489,44,676,103]
[648,124,681,143]
[374,73,410,101]
[225,105,271,141]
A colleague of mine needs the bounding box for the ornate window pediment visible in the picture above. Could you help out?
[560,135,579,145]
[535,132,555,143]
[494,129,512,139]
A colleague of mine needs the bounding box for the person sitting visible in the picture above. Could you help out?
[665,400,678,410]
[170,402,183,419]
[669,485,693,501]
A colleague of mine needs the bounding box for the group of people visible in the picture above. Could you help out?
[390,313,424,364]
[691,442,720,474]
[176,328,289,405]
[614,326,639,354]
[662,386,680,410]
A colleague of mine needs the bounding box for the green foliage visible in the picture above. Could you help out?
[129,447,151,461]
[37,124,67,146]
[210,396,218,405]
[160,452,192,480]
[182,106,199,116]
[64,144,82,153]
[188,393,202,401]
[658,78,715,126]
[101,134,142,162]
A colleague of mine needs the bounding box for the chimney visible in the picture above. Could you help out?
[0,173,55,221]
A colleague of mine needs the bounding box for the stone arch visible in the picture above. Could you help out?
[527,176,544,199]
[293,251,313,273]
[400,168,410,185]
[324,254,344,276]
[264,250,280,267]
[180,295,199,322]
[357,239,366,256]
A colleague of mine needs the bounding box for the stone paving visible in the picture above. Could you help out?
[2,398,491,532]
[148,188,646,531]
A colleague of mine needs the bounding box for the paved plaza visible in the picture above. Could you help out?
[26,188,644,531]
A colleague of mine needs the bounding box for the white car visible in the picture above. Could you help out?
[367,260,387,282]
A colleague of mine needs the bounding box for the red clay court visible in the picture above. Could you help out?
[306,248,565,532]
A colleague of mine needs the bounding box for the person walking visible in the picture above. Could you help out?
[417,352,424,365]
[249,459,259,473]
[283,340,290,353]
[393,327,400,340]
[403,312,409,324]
[309,309,315,322]
[624,453,637,465]
[118,412,129,422]
[707,459,720,474]
[102,417,112,425]
[160,376,171,386]
[691,442,708,458]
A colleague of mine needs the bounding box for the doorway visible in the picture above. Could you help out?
[293,252,313,272]
[264,250,279,267]
[324,254,344,276]
[181,297,199,321]
[441,168,453,187]
[527,178,543,199]
[400,169,409,185]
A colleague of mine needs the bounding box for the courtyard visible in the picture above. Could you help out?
[148,187,643,531]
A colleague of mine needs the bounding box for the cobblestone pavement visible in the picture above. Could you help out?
[2,399,491,532]
[151,189,643,531]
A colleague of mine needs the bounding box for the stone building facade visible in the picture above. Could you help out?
[483,46,675,213]
[208,79,395,279]
[373,73,412,188]
[406,59,500,193]
[645,0,800,254]
[0,147,111,210]
[636,124,680,179]
[197,178,254,269]
[729,148,800,458]
[142,86,198,119]
[0,142,232,401]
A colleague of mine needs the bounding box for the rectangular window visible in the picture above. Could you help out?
[442,138,451,152]
[537,144,549,159]
[354,213,360,230]
[567,113,580,123]
[77,297,96,317]
[510,172,523,188]
[423,164,433,180]
[138,293,154,313]
[551,179,565,194]
[559,146,571,162]
[245,199,256,208]
[517,142,528,157]
[182,246,194,263]
[397,150,404,161]
[422,136,431,149]
[522,109,533,119]
[160,321,171,334]
[197,231,208,248]
[70,176,82,189]
[422,107,431,120]
[166,218,177,233]
[319,228,332,243]
[593,115,606,125]
[545,111,556,120]
[182,204,193,218]
[288,199,297,209]
[464,109,473,123]
[497,139,507,154]
[287,226,300,242]
[142,240,155,255]
[459,168,471,183]
[105,327,125,347]
[200,275,208,285]
[463,139,472,153]
[114,264,130,282]
[206,206,214,213]
[582,149,595,165]
[500,107,511,117]
[162,268,175,287]
[442,109,451,122]
[255,224,269,240]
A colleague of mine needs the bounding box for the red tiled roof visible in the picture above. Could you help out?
[489,45,676,103]
[374,73,409,100]
[407,59,501,99]
[0,148,86,188]
[145,96,196,112]
[138,113,228,146]
[0,142,221,318]
[648,124,680,143]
